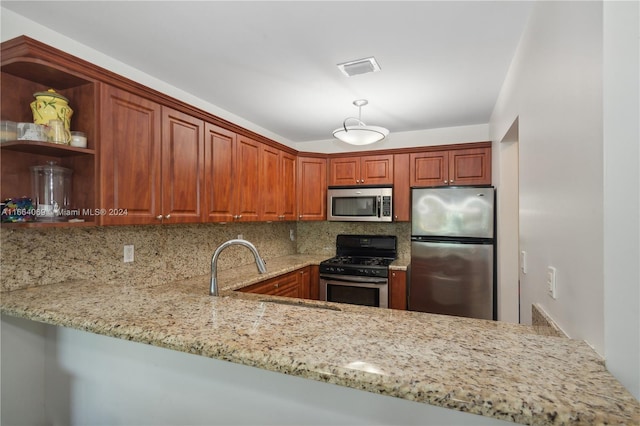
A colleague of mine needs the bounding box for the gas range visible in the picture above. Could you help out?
[319,235,397,278]
[319,235,397,308]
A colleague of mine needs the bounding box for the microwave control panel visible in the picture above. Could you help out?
[381,195,392,217]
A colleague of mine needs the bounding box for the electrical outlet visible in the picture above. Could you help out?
[124,245,134,263]
[289,229,295,241]
[520,250,527,274]
[547,266,557,299]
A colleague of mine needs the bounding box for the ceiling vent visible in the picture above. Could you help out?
[337,57,381,77]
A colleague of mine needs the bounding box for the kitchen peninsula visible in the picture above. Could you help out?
[2,255,638,425]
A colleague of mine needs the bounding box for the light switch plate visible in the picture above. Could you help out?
[124,245,134,263]
[547,266,557,299]
[520,251,527,274]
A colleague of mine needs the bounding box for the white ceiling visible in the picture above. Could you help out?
[2,1,533,144]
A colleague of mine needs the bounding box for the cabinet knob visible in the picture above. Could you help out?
[299,215,303,219]
[450,180,454,184]
[361,179,364,183]
[164,214,171,219]
[444,180,448,184]
[156,215,163,220]
[274,283,279,288]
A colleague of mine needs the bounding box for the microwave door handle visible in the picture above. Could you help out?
[377,195,381,218]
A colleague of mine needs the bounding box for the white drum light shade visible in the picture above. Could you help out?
[332,100,389,145]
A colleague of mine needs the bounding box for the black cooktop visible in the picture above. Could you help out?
[321,256,394,267]
[319,235,397,278]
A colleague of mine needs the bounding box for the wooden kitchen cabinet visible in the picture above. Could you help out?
[260,146,297,221]
[1,37,99,226]
[101,86,204,225]
[393,154,410,222]
[203,124,236,222]
[279,152,297,221]
[389,270,407,310]
[235,135,261,222]
[203,127,260,223]
[299,265,319,300]
[239,266,318,300]
[329,154,394,186]
[410,147,491,187]
[100,85,162,225]
[239,269,303,298]
[160,106,205,223]
[297,156,326,221]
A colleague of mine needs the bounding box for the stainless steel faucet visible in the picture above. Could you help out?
[210,239,267,296]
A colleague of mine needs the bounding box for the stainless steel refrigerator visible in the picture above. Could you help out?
[409,187,496,320]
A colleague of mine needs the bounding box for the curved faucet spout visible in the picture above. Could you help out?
[210,239,267,296]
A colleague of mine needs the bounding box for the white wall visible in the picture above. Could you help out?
[490,1,640,399]
[493,119,520,323]
[491,1,604,344]
[295,123,490,153]
[602,0,640,400]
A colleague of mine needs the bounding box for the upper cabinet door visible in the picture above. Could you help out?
[161,107,204,223]
[204,124,236,222]
[235,135,261,221]
[280,152,297,221]
[260,143,281,221]
[393,153,410,221]
[328,154,393,186]
[410,147,492,187]
[329,157,359,186]
[297,156,326,221]
[410,151,449,187]
[360,154,394,185]
[100,84,162,225]
[448,147,491,186]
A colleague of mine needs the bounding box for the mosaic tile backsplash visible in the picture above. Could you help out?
[1,221,410,292]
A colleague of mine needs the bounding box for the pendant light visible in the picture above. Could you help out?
[332,99,389,145]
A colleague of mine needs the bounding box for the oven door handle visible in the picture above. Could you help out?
[319,274,388,284]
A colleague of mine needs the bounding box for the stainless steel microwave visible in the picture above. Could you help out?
[327,187,393,222]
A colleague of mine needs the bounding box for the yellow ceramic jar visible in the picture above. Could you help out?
[30,89,73,131]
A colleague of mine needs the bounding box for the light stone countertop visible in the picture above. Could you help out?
[1,254,638,425]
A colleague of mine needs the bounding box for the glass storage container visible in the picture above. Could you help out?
[30,162,73,221]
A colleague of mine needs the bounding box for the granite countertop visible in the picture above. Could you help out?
[1,254,638,425]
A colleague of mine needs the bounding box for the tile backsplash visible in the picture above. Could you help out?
[1,221,410,292]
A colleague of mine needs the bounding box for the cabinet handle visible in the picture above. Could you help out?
[156,215,163,220]
[444,180,448,184]
[361,179,364,183]
[274,283,279,288]
[237,215,242,219]
[164,214,171,219]
[356,179,360,183]
[450,179,454,183]
[299,215,303,219]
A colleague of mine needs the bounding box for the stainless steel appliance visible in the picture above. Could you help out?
[320,235,397,308]
[409,187,496,320]
[327,187,392,222]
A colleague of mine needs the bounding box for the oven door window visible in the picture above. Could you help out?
[327,283,380,308]
[332,196,377,218]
